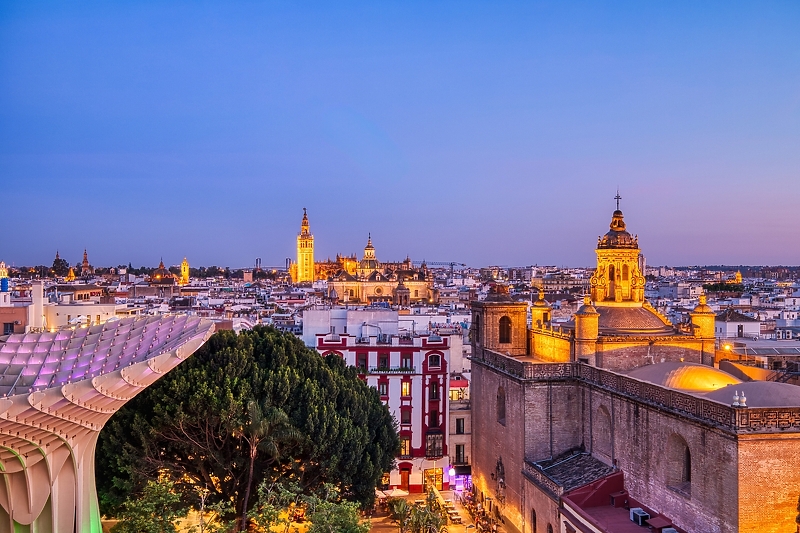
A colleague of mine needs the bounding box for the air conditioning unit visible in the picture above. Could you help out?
[662,529,678,533]
[631,509,650,526]
[629,508,643,521]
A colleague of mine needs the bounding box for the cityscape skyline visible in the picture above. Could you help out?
[2,2,799,266]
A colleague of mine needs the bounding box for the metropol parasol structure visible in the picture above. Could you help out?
[0,314,214,533]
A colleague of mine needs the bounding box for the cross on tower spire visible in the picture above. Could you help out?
[615,189,622,211]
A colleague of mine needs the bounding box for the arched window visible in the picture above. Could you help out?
[622,264,629,281]
[666,433,692,495]
[497,386,506,426]
[428,353,441,368]
[531,509,537,533]
[474,314,481,343]
[547,524,553,533]
[499,316,512,344]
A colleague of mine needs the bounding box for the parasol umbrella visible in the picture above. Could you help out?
[384,488,410,498]
[375,488,387,499]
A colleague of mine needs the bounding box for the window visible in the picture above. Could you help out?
[401,354,412,369]
[666,433,692,495]
[429,410,438,427]
[425,433,443,458]
[378,382,388,397]
[96,315,101,324]
[414,290,419,297]
[547,525,553,533]
[474,313,480,343]
[357,353,367,371]
[428,353,441,368]
[379,353,388,369]
[497,386,506,426]
[531,510,537,533]
[456,418,465,434]
[429,381,439,400]
[455,444,466,464]
[401,381,411,397]
[499,316,512,343]
[400,437,411,458]
[401,409,411,425]
[3,323,13,335]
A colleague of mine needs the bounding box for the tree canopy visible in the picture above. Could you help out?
[97,326,398,530]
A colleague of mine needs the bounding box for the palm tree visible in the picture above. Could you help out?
[240,399,299,531]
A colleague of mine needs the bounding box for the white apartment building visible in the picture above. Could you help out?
[309,308,455,493]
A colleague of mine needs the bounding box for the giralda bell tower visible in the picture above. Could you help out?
[295,208,315,283]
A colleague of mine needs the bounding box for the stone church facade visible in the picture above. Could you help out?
[470,206,800,533]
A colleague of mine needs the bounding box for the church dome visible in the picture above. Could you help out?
[532,291,550,308]
[692,294,714,314]
[598,209,638,249]
[627,362,741,392]
[151,259,175,285]
[705,381,800,407]
[595,306,673,335]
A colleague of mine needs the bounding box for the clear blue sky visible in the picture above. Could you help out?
[2,1,799,268]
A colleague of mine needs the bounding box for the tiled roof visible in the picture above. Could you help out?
[536,452,615,492]
[716,308,759,322]
[596,306,674,335]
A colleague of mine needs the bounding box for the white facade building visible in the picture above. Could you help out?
[310,308,455,493]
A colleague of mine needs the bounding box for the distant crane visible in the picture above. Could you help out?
[412,260,467,280]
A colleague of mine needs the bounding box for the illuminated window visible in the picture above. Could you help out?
[499,316,511,343]
[400,437,411,458]
[401,381,411,397]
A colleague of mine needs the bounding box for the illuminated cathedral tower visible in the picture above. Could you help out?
[180,257,190,285]
[295,208,315,283]
[589,193,646,304]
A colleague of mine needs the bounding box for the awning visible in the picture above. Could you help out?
[450,378,469,388]
[454,465,471,476]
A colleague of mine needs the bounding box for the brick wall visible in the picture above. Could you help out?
[737,433,800,533]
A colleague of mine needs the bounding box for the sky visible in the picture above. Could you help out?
[1,1,799,269]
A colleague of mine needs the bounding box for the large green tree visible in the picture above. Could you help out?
[97,327,398,530]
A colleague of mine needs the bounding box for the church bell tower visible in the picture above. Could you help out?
[295,208,315,283]
[589,193,646,305]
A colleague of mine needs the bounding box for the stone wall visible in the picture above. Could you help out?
[530,330,572,363]
[737,433,800,533]
[582,387,739,533]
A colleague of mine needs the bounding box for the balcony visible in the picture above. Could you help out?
[369,366,416,374]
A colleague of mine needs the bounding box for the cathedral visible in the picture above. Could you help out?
[470,203,800,533]
[289,209,436,305]
[326,235,436,305]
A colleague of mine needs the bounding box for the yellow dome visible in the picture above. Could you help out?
[627,362,741,392]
